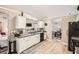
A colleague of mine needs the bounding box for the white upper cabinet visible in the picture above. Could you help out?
[15,16,26,29]
[38,21,44,28]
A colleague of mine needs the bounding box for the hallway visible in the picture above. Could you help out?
[22,39,72,54]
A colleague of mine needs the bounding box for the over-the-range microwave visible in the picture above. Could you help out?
[26,23,32,27]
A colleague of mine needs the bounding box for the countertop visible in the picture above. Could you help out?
[16,31,46,38]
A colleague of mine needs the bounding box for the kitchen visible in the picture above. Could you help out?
[12,15,46,54]
[0,7,46,54]
[0,5,79,54]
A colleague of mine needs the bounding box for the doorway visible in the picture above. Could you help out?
[52,18,62,40]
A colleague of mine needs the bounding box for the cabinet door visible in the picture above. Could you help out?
[31,34,40,45]
[24,37,32,49]
[16,38,29,53]
[38,21,44,28]
[15,16,26,29]
[16,38,25,53]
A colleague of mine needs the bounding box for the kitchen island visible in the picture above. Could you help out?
[15,32,44,54]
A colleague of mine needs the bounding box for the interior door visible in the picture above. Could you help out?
[52,18,62,39]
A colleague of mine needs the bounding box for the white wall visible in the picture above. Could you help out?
[42,17,53,41]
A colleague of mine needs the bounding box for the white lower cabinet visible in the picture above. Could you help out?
[16,34,40,53]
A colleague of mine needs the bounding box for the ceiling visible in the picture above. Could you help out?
[0,5,78,19]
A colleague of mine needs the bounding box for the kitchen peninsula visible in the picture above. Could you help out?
[16,31,44,54]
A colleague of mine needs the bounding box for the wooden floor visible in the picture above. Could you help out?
[22,39,72,54]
